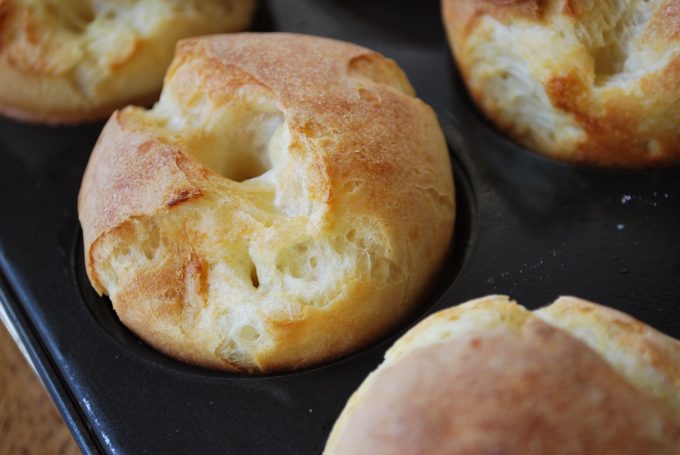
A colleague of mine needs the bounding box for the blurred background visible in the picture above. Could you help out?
[0,321,79,455]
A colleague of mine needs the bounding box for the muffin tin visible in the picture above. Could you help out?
[0,1,679,454]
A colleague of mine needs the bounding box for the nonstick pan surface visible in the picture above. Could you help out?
[0,1,679,453]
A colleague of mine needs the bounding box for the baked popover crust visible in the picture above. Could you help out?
[443,0,680,166]
[325,296,680,454]
[0,0,256,124]
[78,33,455,372]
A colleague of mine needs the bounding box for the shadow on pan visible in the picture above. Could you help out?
[316,0,445,47]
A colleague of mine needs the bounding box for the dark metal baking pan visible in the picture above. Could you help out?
[0,0,679,453]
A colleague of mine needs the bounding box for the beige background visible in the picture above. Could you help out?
[0,321,79,455]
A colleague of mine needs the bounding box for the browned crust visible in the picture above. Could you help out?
[442,0,680,167]
[326,297,680,454]
[78,111,207,292]
[442,0,546,46]
[332,321,680,453]
[0,0,256,125]
[78,33,455,373]
[540,296,680,396]
[80,33,446,259]
[543,59,680,166]
[0,0,11,40]
[647,1,680,40]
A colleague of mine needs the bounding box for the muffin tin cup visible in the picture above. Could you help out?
[0,1,679,454]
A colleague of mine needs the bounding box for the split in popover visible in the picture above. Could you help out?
[326,295,680,454]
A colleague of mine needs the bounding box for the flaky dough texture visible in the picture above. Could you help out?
[0,0,255,123]
[443,0,680,167]
[78,33,455,373]
[325,296,680,454]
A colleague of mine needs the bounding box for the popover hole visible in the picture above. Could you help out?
[161,101,284,183]
[275,239,348,285]
[237,325,261,344]
[347,54,414,96]
[216,337,255,370]
[593,42,626,77]
[339,179,361,195]
[216,339,239,362]
[48,1,95,32]
[211,111,283,182]
[357,87,381,104]
[589,1,656,83]
[99,261,118,288]
[141,223,161,261]
[249,262,260,289]
[370,257,401,282]
[112,242,130,258]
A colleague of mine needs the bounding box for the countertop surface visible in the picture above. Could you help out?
[0,321,79,455]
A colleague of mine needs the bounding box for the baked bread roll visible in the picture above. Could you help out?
[78,33,455,373]
[442,0,680,167]
[325,296,680,454]
[0,0,255,124]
